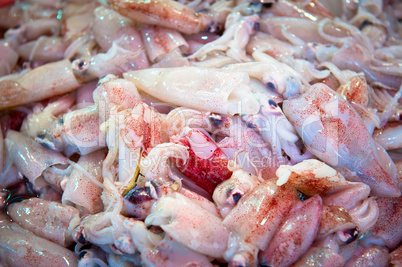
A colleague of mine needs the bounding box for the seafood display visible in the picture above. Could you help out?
[1,0,402,266]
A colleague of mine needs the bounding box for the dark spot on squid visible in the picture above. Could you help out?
[78,251,87,260]
[359,19,373,30]
[297,190,307,201]
[145,180,158,196]
[12,25,20,29]
[209,114,223,126]
[77,232,87,244]
[266,82,276,91]
[24,178,37,196]
[268,99,277,107]
[246,121,257,128]
[206,22,223,33]
[260,265,273,267]
[343,228,359,244]
[262,1,273,9]
[98,74,108,85]
[125,187,152,205]
[196,9,209,13]
[37,130,47,139]
[77,61,85,70]
[7,195,30,205]
[79,243,92,251]
[232,192,242,204]
[253,22,260,31]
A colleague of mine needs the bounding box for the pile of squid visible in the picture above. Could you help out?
[1,0,402,266]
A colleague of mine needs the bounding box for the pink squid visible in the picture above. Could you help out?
[0,222,78,266]
[222,180,298,252]
[7,197,80,247]
[282,83,400,197]
[258,194,323,267]
[5,130,68,188]
[107,0,215,35]
[171,127,232,195]
[145,192,230,259]
[62,149,106,215]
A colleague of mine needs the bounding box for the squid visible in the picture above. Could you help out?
[0,59,82,110]
[283,83,400,197]
[140,142,189,186]
[276,159,379,234]
[62,149,106,215]
[171,127,232,195]
[0,222,78,266]
[32,105,107,156]
[293,246,346,266]
[344,244,389,267]
[5,130,68,188]
[139,25,189,64]
[188,9,260,62]
[222,180,298,252]
[16,36,69,63]
[258,194,323,267]
[72,211,137,255]
[214,115,280,179]
[364,196,402,250]
[106,0,216,35]
[123,66,260,115]
[93,74,142,124]
[224,50,308,99]
[145,192,230,259]
[7,197,80,247]
[212,168,261,217]
[92,6,145,54]
[373,121,402,151]
[140,235,213,267]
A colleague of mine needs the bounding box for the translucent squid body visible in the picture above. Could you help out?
[7,197,80,247]
[5,130,68,188]
[0,59,82,110]
[123,66,260,115]
[145,192,230,259]
[0,220,78,266]
[107,0,215,35]
[282,83,400,197]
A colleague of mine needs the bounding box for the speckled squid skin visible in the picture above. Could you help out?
[259,194,322,267]
[172,128,232,195]
[0,222,78,266]
[0,60,82,110]
[222,180,298,251]
[7,197,80,247]
[283,83,400,197]
[107,0,213,35]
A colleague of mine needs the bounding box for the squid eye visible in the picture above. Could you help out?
[232,192,242,204]
[343,228,359,244]
[266,82,276,91]
[246,121,257,128]
[253,22,260,31]
[268,99,277,107]
[209,114,222,126]
[263,3,273,8]
[359,19,372,30]
[77,233,87,244]
[297,190,307,201]
[78,251,87,260]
